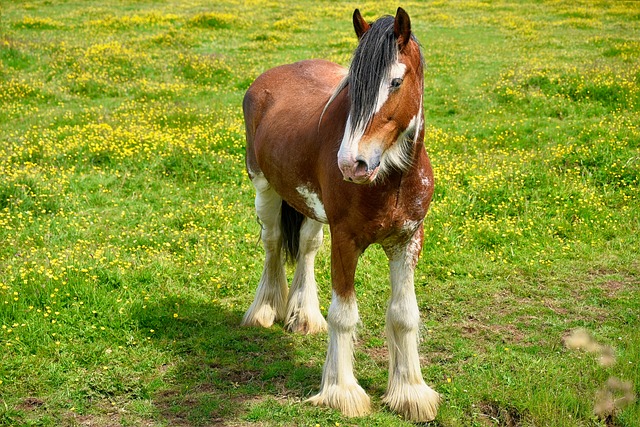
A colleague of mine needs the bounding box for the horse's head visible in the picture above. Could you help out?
[337,8,424,184]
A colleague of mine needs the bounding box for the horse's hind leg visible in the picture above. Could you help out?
[382,228,440,422]
[285,218,327,334]
[242,173,288,328]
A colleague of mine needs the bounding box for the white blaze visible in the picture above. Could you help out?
[337,61,407,168]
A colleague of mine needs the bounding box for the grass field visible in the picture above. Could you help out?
[1,0,639,425]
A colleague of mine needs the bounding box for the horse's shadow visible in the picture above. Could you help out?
[133,296,323,425]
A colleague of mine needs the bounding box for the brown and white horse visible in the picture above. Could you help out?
[241,8,439,422]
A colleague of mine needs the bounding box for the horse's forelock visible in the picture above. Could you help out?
[347,15,398,132]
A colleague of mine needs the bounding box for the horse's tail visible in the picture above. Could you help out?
[280,200,304,264]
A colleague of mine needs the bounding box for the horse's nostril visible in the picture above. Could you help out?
[354,159,368,176]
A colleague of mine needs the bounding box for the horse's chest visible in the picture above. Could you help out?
[356,191,428,246]
[394,171,432,219]
[377,204,424,237]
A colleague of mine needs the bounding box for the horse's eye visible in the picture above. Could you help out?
[390,78,403,90]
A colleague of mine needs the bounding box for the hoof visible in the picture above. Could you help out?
[241,303,278,328]
[285,311,327,334]
[307,384,371,417]
[382,382,440,422]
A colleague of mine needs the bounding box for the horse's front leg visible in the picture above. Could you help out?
[382,227,440,422]
[307,234,370,417]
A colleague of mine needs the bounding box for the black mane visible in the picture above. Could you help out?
[348,15,397,132]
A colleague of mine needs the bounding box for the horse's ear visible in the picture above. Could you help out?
[394,7,412,50]
[353,9,370,39]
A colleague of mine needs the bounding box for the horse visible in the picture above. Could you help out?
[241,8,440,422]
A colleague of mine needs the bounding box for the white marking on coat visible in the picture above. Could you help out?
[296,186,328,223]
[375,61,407,113]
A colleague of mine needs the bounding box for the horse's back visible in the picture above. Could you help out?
[244,59,345,135]
[246,59,345,104]
[243,59,346,180]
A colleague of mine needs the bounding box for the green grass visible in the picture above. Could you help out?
[1,0,638,426]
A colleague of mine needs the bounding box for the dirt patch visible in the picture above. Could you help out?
[153,386,262,427]
[18,397,45,411]
[205,362,262,384]
[600,280,629,298]
[461,316,527,345]
[362,345,388,362]
[587,269,639,297]
[70,414,123,427]
[477,401,526,426]
[61,397,174,427]
[65,408,158,427]
[541,298,569,315]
